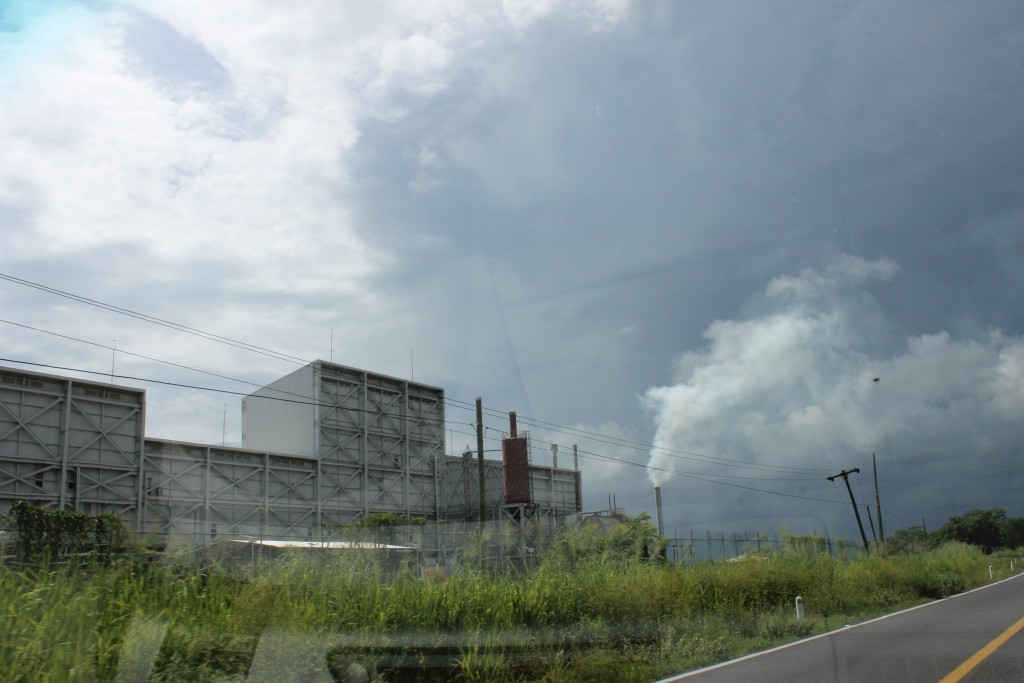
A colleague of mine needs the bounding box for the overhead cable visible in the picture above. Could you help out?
[0,273,308,365]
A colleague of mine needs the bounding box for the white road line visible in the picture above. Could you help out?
[654,571,1024,682]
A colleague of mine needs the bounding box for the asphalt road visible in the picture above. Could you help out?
[658,571,1024,683]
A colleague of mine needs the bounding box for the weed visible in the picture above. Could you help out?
[0,539,1003,681]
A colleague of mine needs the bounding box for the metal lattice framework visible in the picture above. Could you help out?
[316,364,445,520]
[1,364,582,545]
[0,370,145,527]
[142,440,323,541]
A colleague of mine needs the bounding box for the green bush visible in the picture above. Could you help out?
[10,500,127,564]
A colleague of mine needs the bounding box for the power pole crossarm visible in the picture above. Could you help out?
[828,468,870,552]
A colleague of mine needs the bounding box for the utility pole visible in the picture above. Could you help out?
[827,468,870,552]
[476,397,486,528]
[864,505,877,543]
[873,453,885,542]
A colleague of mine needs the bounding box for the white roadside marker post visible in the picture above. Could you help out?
[988,565,994,579]
[795,596,805,621]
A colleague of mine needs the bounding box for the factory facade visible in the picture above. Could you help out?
[0,362,581,543]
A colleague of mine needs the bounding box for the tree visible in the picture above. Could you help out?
[605,513,668,563]
[543,512,668,569]
[880,526,934,555]
[1002,517,1024,549]
[936,508,1006,553]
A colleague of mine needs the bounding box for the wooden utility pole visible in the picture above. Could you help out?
[476,397,486,528]
[864,505,877,543]
[828,468,870,552]
[873,453,885,542]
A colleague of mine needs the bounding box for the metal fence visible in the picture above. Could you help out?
[667,530,864,564]
[4,518,866,573]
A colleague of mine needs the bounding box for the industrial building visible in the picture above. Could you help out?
[0,362,582,546]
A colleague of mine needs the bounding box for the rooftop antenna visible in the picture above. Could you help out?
[110,339,117,383]
[222,403,227,446]
[330,328,333,363]
[411,348,415,381]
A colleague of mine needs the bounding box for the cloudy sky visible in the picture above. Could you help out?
[2,0,1022,543]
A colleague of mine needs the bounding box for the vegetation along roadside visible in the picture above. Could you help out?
[0,505,1021,682]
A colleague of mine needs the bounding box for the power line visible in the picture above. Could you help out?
[0,275,831,478]
[445,397,831,475]
[0,319,283,393]
[0,358,448,428]
[0,278,919,512]
[446,425,845,504]
[0,342,837,491]
[575,449,847,505]
[1,274,831,476]
[2,357,845,507]
[450,394,834,473]
[879,505,919,529]
[0,273,309,365]
[1,323,459,425]
[4,310,826,478]
[483,425,820,482]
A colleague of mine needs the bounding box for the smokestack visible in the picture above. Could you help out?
[501,415,531,506]
[550,443,558,469]
[654,486,665,537]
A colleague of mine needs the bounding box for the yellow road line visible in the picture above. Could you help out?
[938,616,1024,682]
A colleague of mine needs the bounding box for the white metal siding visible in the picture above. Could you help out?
[242,364,315,456]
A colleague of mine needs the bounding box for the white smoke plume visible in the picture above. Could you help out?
[643,255,1024,495]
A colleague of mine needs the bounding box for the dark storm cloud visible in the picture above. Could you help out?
[345,1,1023,319]
[337,1,1024,530]
[819,1,1024,341]
[340,4,854,423]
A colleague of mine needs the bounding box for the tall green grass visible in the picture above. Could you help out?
[0,541,1008,682]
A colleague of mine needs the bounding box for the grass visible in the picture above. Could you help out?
[0,540,1012,682]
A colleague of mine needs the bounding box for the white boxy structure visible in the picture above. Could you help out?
[0,362,581,544]
[242,362,447,523]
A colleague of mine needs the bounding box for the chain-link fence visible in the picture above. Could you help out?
[668,530,864,564]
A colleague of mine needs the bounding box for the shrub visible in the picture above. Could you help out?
[10,500,127,564]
